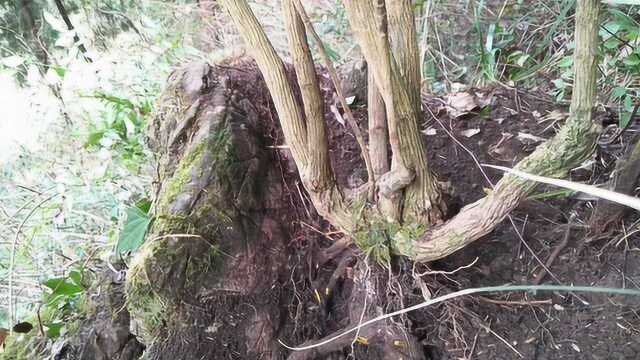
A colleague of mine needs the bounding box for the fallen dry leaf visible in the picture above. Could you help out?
[422,127,437,136]
[517,132,546,143]
[460,128,480,138]
[329,105,344,125]
[446,92,477,118]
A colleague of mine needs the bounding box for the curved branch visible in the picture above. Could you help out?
[409,0,601,262]
[282,0,332,192]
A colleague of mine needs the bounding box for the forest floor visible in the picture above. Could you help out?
[255,60,640,359]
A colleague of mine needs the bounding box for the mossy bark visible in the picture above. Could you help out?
[125,62,288,358]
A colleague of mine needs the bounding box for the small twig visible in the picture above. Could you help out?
[478,296,553,306]
[36,303,45,337]
[413,257,479,276]
[475,320,524,358]
[533,215,575,285]
[291,0,375,199]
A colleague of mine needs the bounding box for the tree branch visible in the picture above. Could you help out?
[343,0,445,223]
[410,0,601,262]
[291,0,375,197]
[282,0,332,192]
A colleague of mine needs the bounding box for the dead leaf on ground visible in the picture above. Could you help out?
[517,132,547,144]
[460,128,481,138]
[446,92,478,118]
[489,133,516,162]
[330,105,344,125]
[422,127,437,136]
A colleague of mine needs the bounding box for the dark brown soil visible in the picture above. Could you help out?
[415,89,640,360]
[234,58,640,359]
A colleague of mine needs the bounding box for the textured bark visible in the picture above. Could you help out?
[219,0,357,234]
[386,0,421,108]
[343,0,445,223]
[368,70,389,178]
[589,134,640,235]
[291,0,375,195]
[410,0,601,261]
[282,0,331,192]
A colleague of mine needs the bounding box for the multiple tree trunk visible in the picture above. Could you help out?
[219,0,601,263]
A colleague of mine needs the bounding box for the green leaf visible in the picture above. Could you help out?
[45,322,63,338]
[43,278,83,296]
[623,54,640,66]
[557,56,573,68]
[94,92,136,110]
[604,37,621,49]
[116,206,152,255]
[612,86,627,99]
[552,78,565,89]
[135,199,152,214]
[85,130,105,148]
[602,21,622,35]
[322,43,340,62]
[620,111,632,128]
[68,270,82,287]
[51,65,66,78]
[623,94,633,111]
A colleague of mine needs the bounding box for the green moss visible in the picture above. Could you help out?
[353,219,392,265]
[156,141,208,214]
[125,234,223,344]
[391,222,426,258]
[125,239,171,344]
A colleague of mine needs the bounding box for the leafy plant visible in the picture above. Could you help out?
[599,7,640,127]
[115,200,152,255]
[40,268,87,338]
[84,92,152,166]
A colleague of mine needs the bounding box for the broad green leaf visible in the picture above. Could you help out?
[68,270,82,287]
[135,199,152,214]
[619,111,632,128]
[623,94,633,111]
[612,86,627,99]
[85,130,105,148]
[116,206,152,254]
[623,54,640,66]
[45,322,63,338]
[43,278,83,296]
[604,37,621,49]
[557,56,573,68]
[601,21,622,36]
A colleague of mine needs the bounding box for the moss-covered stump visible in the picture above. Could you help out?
[125,61,291,359]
